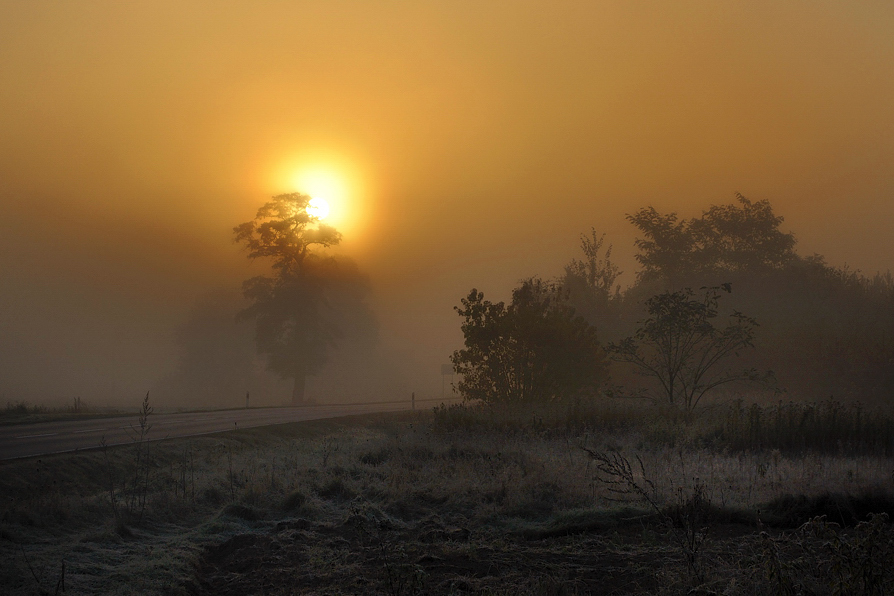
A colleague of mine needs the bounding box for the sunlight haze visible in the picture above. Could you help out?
[1,1,893,406]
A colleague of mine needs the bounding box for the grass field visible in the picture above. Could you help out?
[2,399,893,595]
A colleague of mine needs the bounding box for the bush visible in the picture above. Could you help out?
[451,278,606,404]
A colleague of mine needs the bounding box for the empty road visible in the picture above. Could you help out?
[0,400,445,460]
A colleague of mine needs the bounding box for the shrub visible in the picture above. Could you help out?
[451,278,606,404]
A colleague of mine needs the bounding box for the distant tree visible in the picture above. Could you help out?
[234,193,374,405]
[156,290,262,407]
[690,194,797,272]
[561,229,625,339]
[451,278,606,404]
[608,285,767,416]
[627,208,695,286]
[628,194,797,284]
[566,194,894,404]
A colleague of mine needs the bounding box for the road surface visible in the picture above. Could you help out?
[0,399,446,460]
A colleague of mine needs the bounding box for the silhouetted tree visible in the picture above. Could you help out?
[550,195,894,404]
[608,285,767,416]
[561,229,625,339]
[234,193,374,405]
[628,194,797,285]
[627,208,695,286]
[451,278,606,404]
[691,195,797,272]
[156,290,262,407]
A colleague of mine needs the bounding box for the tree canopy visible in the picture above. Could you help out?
[453,193,894,412]
[628,194,797,284]
[233,193,342,275]
[234,193,374,405]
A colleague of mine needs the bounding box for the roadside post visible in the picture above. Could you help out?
[440,364,454,400]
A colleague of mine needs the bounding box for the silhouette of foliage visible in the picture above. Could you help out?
[234,193,374,405]
[628,194,797,284]
[451,278,606,404]
[233,193,341,274]
[608,285,767,414]
[561,229,625,340]
[623,194,894,402]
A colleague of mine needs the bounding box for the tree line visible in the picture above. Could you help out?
[452,194,894,412]
[169,192,891,412]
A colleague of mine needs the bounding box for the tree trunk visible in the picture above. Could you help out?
[291,372,306,406]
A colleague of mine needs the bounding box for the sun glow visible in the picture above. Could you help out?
[265,152,371,243]
[279,162,361,231]
[293,169,345,207]
[307,197,330,220]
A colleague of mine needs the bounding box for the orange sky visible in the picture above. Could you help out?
[2,2,893,404]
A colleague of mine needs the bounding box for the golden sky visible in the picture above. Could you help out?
[2,1,893,403]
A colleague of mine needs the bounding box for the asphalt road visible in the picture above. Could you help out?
[0,400,442,460]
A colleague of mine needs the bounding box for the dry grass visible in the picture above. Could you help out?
[1,403,893,594]
[0,400,127,427]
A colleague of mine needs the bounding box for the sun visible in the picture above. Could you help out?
[291,167,347,224]
[267,156,368,239]
[307,197,330,220]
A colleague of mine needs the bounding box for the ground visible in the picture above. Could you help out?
[193,513,669,595]
[2,403,894,594]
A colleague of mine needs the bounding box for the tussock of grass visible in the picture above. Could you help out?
[280,490,307,512]
[436,398,894,456]
[316,477,355,502]
[358,446,391,466]
[432,398,642,434]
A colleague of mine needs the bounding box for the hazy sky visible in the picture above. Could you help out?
[2,1,893,405]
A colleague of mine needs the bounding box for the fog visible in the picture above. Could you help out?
[1,2,893,408]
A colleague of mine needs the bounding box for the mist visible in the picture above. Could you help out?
[1,2,893,409]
